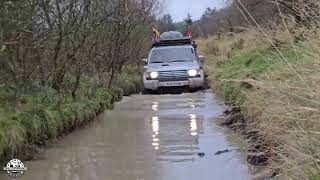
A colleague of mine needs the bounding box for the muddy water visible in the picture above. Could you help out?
[2,90,251,180]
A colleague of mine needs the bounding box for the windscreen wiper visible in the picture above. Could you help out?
[151,61,165,63]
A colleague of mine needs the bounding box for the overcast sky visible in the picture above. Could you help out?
[163,0,226,22]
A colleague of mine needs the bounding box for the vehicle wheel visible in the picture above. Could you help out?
[188,87,199,93]
[142,88,151,94]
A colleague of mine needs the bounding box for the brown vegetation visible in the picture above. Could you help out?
[196,0,320,179]
[0,0,158,97]
[193,0,320,37]
[198,27,320,180]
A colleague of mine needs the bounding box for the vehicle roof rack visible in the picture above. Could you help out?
[152,37,191,47]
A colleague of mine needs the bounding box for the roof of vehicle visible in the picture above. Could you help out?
[152,36,191,48]
[151,44,193,50]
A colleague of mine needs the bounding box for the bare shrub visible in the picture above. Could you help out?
[0,0,159,98]
[199,28,320,178]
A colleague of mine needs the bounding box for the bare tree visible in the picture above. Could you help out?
[0,0,159,99]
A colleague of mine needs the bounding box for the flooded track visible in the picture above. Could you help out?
[2,90,251,180]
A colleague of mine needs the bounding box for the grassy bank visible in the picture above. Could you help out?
[0,68,142,163]
[198,30,320,179]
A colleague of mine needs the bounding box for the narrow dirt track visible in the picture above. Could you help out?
[1,90,251,180]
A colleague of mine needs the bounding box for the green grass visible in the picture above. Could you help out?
[201,33,320,179]
[215,46,302,105]
[0,70,142,162]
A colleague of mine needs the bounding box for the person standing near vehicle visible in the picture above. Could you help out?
[152,27,160,43]
[192,40,197,50]
[186,25,192,39]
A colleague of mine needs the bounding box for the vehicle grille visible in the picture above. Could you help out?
[158,70,188,82]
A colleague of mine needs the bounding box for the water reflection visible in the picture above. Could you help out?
[152,102,159,111]
[188,101,196,108]
[149,112,204,162]
[152,116,160,150]
[189,114,198,136]
[6,91,251,180]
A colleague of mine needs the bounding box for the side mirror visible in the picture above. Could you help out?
[199,55,205,63]
[141,59,148,66]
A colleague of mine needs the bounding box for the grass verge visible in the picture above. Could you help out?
[198,30,320,179]
[0,68,142,164]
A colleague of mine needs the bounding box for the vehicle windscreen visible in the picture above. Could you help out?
[149,47,197,63]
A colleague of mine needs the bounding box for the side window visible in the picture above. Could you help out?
[194,50,200,63]
[194,50,203,68]
[190,47,200,63]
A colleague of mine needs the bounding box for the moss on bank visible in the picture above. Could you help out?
[0,70,142,163]
[198,31,320,179]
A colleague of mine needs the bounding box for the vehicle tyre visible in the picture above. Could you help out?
[142,88,158,94]
[188,87,199,93]
[142,88,151,94]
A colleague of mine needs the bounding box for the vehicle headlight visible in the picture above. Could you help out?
[187,69,199,77]
[146,71,159,79]
[150,72,159,79]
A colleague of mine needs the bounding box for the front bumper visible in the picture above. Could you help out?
[143,77,204,90]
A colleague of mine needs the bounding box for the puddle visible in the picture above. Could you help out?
[1,90,251,180]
